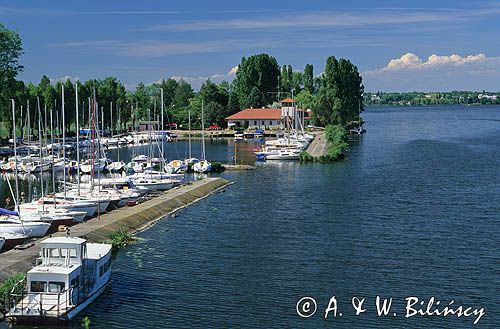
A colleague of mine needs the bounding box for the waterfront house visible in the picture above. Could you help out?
[225,98,310,130]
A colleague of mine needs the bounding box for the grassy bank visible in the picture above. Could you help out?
[300,124,348,162]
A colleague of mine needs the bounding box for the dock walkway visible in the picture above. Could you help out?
[0,177,231,283]
[306,132,328,157]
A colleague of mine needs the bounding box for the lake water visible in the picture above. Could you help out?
[3,106,499,328]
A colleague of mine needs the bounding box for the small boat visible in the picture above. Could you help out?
[80,158,106,174]
[6,236,112,323]
[184,157,199,166]
[25,198,98,219]
[131,154,148,163]
[193,160,212,173]
[0,217,51,238]
[265,149,300,160]
[125,161,144,173]
[108,161,125,173]
[132,178,175,191]
[166,160,187,174]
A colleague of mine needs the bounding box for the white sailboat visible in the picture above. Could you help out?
[193,100,211,173]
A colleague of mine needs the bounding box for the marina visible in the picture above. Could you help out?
[1,1,499,327]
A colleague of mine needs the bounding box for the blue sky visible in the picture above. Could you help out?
[1,0,500,92]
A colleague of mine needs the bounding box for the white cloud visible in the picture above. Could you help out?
[363,53,500,91]
[379,52,489,71]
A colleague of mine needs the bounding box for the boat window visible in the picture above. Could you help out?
[60,248,77,258]
[70,276,80,287]
[48,282,65,293]
[49,248,60,258]
[99,258,111,277]
[30,281,47,293]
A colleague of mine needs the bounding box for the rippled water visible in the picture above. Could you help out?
[4,106,499,328]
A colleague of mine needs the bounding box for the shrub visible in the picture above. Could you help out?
[109,229,133,249]
[0,272,26,311]
[210,162,225,173]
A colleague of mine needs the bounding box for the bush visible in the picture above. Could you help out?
[0,272,26,311]
[210,162,225,173]
[109,229,133,249]
[299,151,314,162]
[324,124,349,159]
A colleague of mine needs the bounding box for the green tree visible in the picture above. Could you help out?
[233,53,280,108]
[303,64,314,93]
[314,56,363,126]
[0,23,23,131]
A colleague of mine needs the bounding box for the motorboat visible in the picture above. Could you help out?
[6,236,112,323]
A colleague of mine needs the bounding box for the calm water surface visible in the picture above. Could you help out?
[3,106,499,328]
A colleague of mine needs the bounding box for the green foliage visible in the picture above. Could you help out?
[109,229,133,249]
[0,23,23,129]
[314,57,364,126]
[303,64,314,93]
[324,124,349,159]
[363,91,500,106]
[200,79,230,127]
[210,161,225,173]
[299,151,314,162]
[233,54,280,108]
[82,316,91,329]
[295,90,315,111]
[0,272,26,311]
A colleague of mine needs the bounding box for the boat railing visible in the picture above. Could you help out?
[9,285,81,319]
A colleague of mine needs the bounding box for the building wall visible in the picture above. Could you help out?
[228,119,283,130]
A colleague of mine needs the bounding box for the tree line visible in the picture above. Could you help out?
[1,23,364,138]
[365,91,500,106]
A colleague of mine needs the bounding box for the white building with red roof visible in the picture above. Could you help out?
[225,99,310,130]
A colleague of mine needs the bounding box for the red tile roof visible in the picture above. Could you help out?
[226,108,282,120]
[280,98,295,103]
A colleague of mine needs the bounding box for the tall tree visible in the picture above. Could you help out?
[233,53,280,108]
[0,23,23,130]
[314,56,364,126]
[303,64,314,93]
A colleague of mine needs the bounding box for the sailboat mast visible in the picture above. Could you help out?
[160,88,164,171]
[201,99,205,160]
[110,101,113,136]
[36,97,44,205]
[11,99,20,217]
[101,106,104,134]
[27,100,30,158]
[61,84,67,199]
[50,109,56,199]
[188,109,191,159]
[90,90,95,190]
[76,82,80,195]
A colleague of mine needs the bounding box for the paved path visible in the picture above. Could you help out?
[0,177,230,282]
[306,132,327,157]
